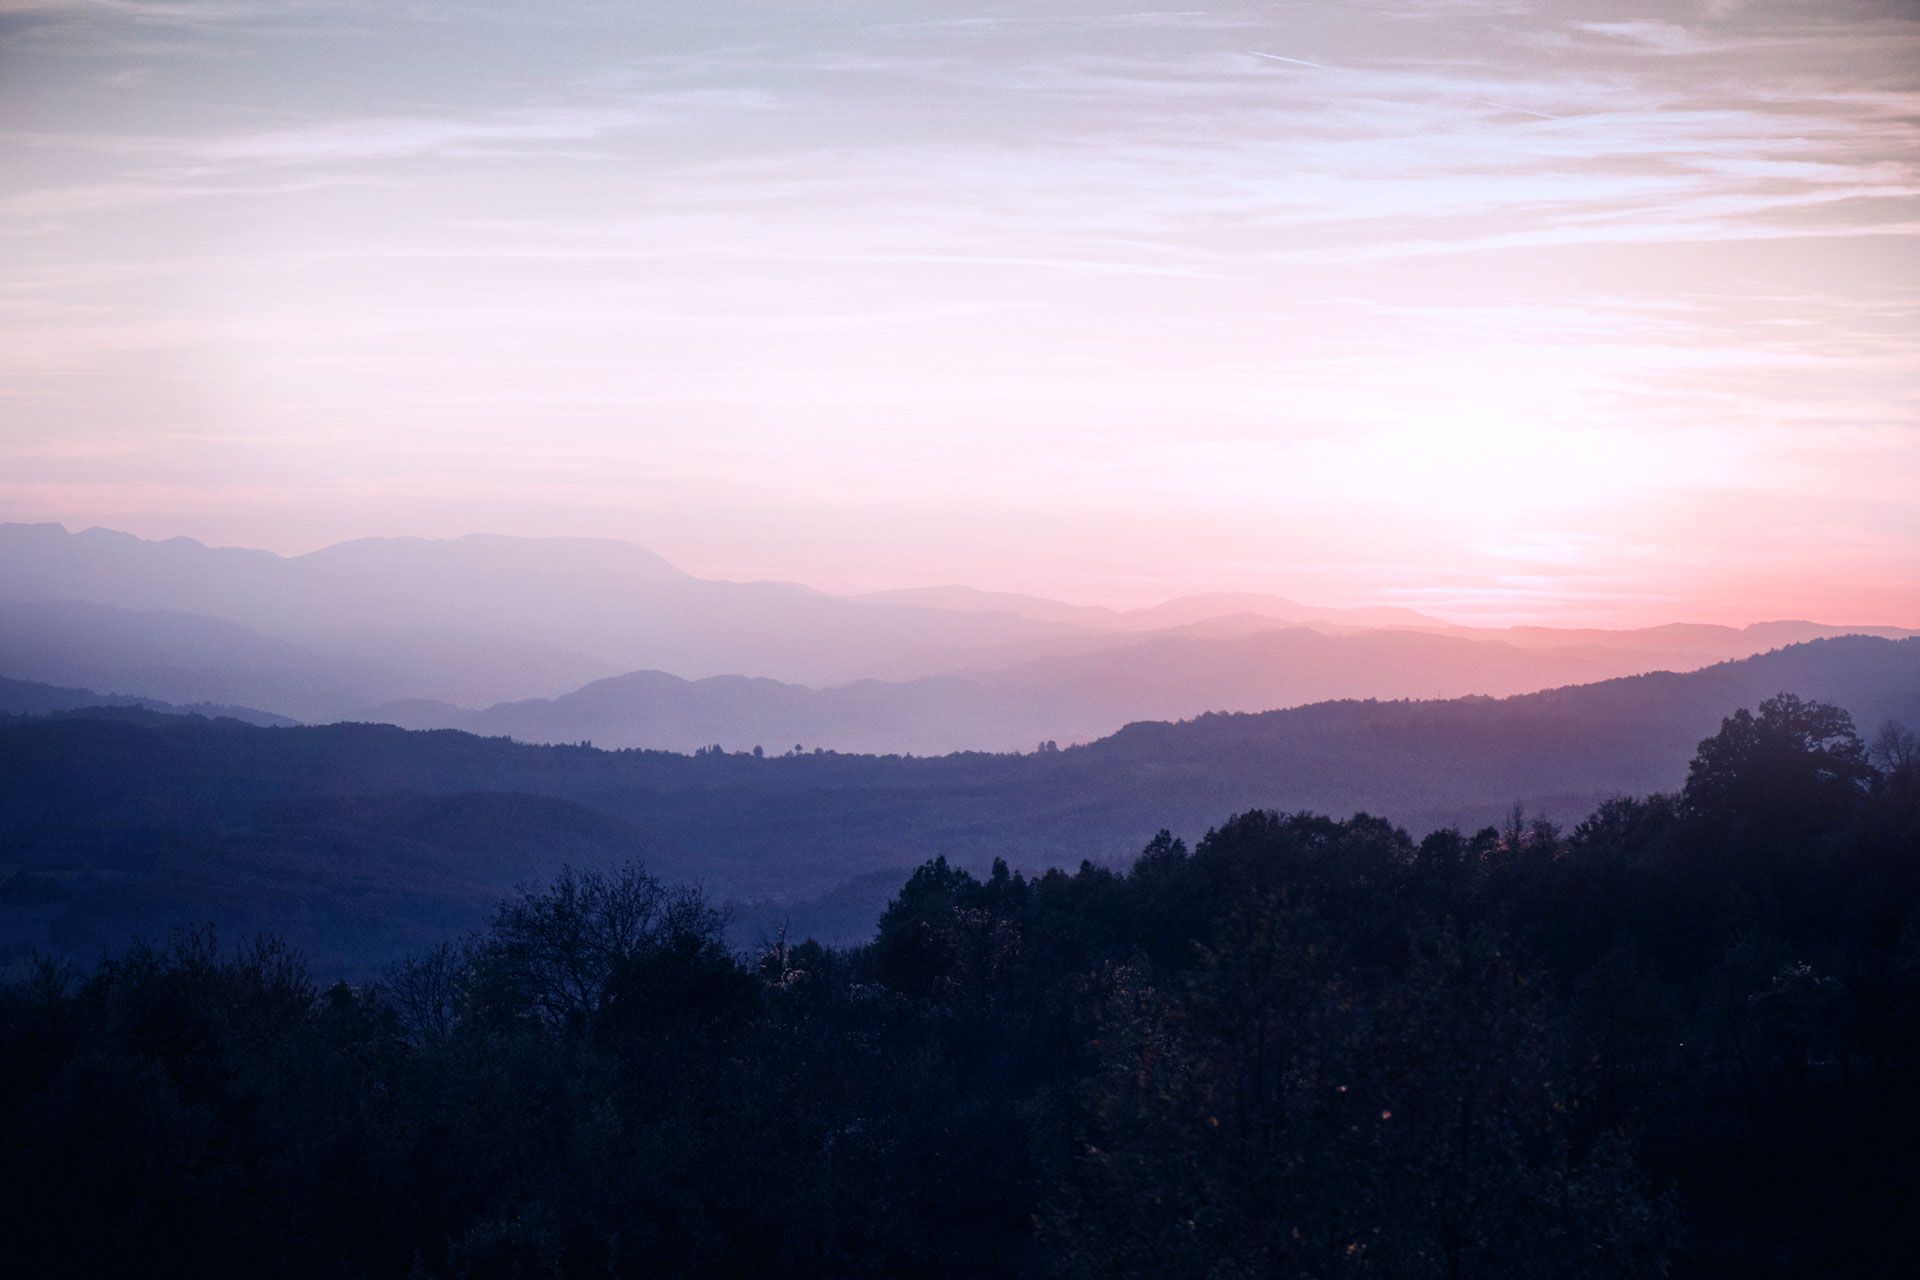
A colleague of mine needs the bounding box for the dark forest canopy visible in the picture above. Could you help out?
[4,694,1920,1277]
[2,635,1916,975]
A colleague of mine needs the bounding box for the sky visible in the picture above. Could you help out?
[1,0,1915,626]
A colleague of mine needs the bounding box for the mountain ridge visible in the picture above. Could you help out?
[350,626,1917,756]
[3,635,1913,970]
[5,523,1914,746]
[0,673,298,727]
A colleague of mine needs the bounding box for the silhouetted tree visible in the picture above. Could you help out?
[1683,693,1873,841]
[13,700,1920,1278]
[466,862,723,1034]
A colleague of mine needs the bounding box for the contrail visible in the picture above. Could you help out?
[1450,95,1564,122]
[1249,51,1335,71]
[1248,50,1565,121]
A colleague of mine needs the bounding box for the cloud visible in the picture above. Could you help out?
[0,0,1914,622]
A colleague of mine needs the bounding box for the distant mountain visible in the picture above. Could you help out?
[0,673,297,726]
[858,584,1447,631]
[853,584,1128,628]
[0,599,393,720]
[359,625,1906,756]
[969,626,1628,729]
[915,611,1919,684]
[1122,592,1446,630]
[0,596,632,719]
[5,523,1912,734]
[1461,619,1916,665]
[3,636,1913,973]
[0,523,1088,687]
[357,669,1041,757]
[0,525,686,618]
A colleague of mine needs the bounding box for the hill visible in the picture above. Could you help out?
[353,625,1920,756]
[0,523,1086,689]
[0,673,296,727]
[1,636,1913,971]
[0,597,619,718]
[7,524,1911,737]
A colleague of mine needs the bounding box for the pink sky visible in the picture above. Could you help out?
[1,1,1915,626]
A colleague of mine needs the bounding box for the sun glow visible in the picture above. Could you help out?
[0,0,1914,625]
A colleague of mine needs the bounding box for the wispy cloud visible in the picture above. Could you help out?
[0,0,1914,622]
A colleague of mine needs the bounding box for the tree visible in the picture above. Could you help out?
[467,862,724,1033]
[1869,720,1918,776]
[1682,694,1872,839]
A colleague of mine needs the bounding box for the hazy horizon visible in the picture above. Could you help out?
[9,517,1920,634]
[4,0,1916,626]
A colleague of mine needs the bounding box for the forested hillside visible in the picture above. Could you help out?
[4,693,1917,1277]
[2,636,1915,973]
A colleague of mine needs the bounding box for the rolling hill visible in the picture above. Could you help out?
[2,635,1913,972]
[0,523,1087,688]
[7,525,1910,735]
